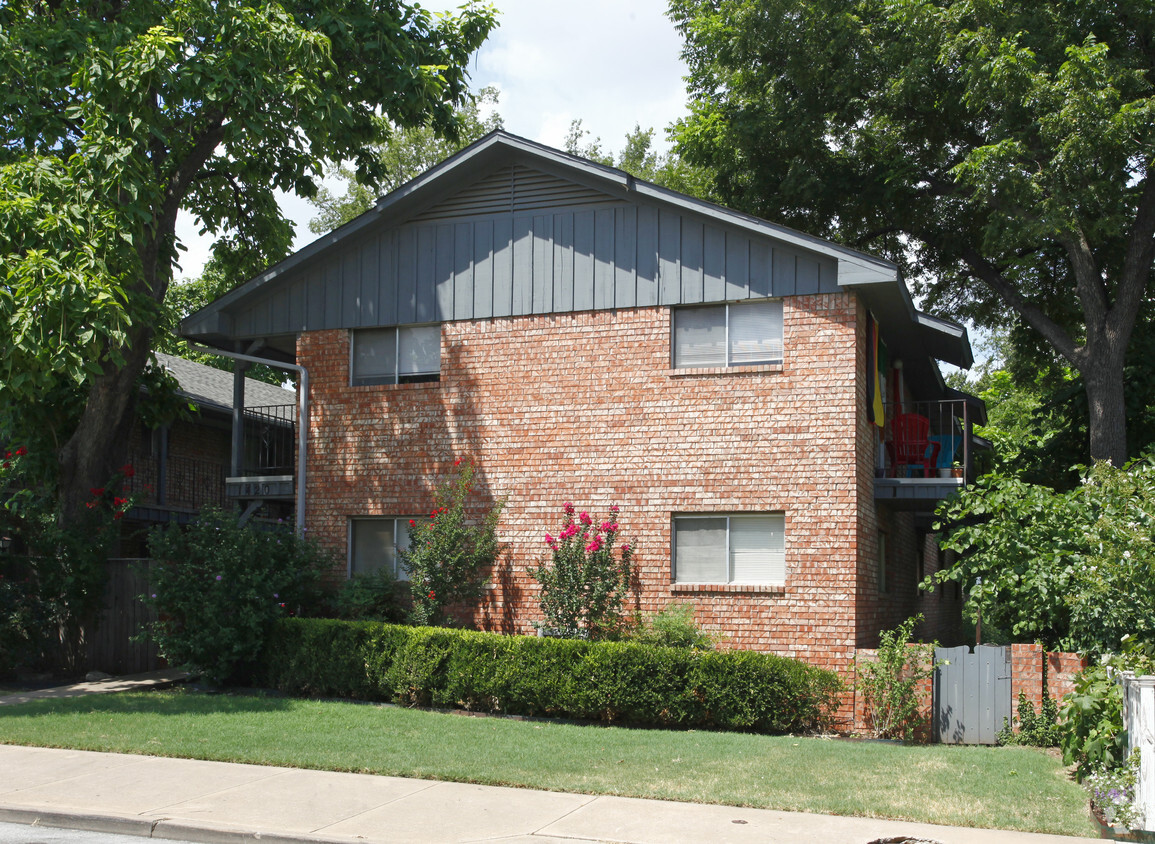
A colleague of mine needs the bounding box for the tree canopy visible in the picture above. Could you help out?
[930,458,1155,656]
[670,0,1155,465]
[0,0,496,516]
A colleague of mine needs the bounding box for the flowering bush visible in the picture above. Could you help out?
[143,510,330,684]
[1,445,131,675]
[1085,750,1142,830]
[401,459,505,627]
[529,502,634,639]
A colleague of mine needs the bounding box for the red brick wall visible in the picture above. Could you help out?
[1011,643,1088,711]
[299,294,864,671]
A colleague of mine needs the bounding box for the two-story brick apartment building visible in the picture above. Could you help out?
[183,131,978,672]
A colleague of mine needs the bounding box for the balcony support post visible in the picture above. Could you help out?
[230,362,249,478]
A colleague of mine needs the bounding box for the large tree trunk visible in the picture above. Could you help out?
[56,327,155,525]
[1082,346,1130,467]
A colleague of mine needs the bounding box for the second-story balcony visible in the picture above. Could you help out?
[874,394,985,510]
[226,403,298,502]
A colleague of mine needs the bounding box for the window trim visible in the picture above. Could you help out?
[672,299,784,370]
[350,324,442,387]
[672,513,786,587]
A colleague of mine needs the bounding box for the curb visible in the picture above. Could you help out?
[0,805,356,844]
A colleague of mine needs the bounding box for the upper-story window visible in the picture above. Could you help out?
[351,325,441,386]
[673,300,783,368]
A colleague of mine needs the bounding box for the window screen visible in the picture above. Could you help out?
[673,300,783,368]
[674,514,785,585]
[352,326,440,385]
[349,517,419,580]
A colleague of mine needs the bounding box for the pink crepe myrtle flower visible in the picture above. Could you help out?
[579,511,592,526]
[564,502,575,515]
[586,535,603,553]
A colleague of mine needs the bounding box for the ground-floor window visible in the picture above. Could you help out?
[673,513,785,585]
[348,517,420,580]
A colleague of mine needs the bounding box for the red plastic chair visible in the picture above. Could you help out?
[888,413,941,478]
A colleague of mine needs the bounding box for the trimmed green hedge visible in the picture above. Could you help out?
[258,618,843,733]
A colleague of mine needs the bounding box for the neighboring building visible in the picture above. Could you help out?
[120,352,297,547]
[182,131,979,672]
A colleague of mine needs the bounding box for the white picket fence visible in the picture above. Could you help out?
[1120,671,1155,831]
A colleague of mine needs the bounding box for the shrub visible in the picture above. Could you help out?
[0,446,131,675]
[401,460,505,627]
[1059,638,1155,786]
[143,510,330,684]
[529,502,633,639]
[257,617,843,733]
[630,602,714,650]
[858,614,935,742]
[330,568,405,622]
[998,691,1061,747]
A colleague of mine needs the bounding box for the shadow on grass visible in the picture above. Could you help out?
[0,688,296,718]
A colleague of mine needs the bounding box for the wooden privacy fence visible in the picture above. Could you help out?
[934,645,1012,744]
[851,644,1086,743]
[86,558,160,675]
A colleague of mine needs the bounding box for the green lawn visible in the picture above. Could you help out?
[0,689,1095,838]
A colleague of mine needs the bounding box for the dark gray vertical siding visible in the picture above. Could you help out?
[553,212,574,312]
[658,209,681,304]
[614,206,637,308]
[797,255,821,294]
[453,223,473,321]
[636,205,659,306]
[572,210,595,311]
[379,230,397,326]
[749,240,772,298]
[324,261,342,329]
[415,226,436,323]
[681,219,704,304]
[532,215,554,313]
[593,208,615,310]
[435,224,455,321]
[397,227,417,324]
[492,217,514,316]
[341,252,359,327]
[511,215,533,315]
[358,236,377,326]
[703,225,726,302]
[223,186,844,337]
[473,220,493,318]
[726,237,749,301]
[774,249,796,297]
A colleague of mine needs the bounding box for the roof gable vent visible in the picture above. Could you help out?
[414,164,620,221]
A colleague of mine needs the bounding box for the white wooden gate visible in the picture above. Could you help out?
[934,645,1012,744]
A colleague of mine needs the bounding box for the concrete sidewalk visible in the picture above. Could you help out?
[0,744,1094,844]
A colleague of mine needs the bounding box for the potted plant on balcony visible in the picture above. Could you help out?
[950,461,964,479]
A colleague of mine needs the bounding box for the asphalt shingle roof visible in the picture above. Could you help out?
[154,352,296,415]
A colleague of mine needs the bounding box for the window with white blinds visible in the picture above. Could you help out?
[673,514,786,585]
[349,517,421,580]
[674,300,783,368]
[352,325,441,385]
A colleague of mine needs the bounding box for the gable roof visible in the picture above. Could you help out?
[155,352,295,416]
[181,131,971,389]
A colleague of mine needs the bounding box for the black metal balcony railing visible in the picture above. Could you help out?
[241,404,296,477]
[124,453,227,511]
[879,398,974,481]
